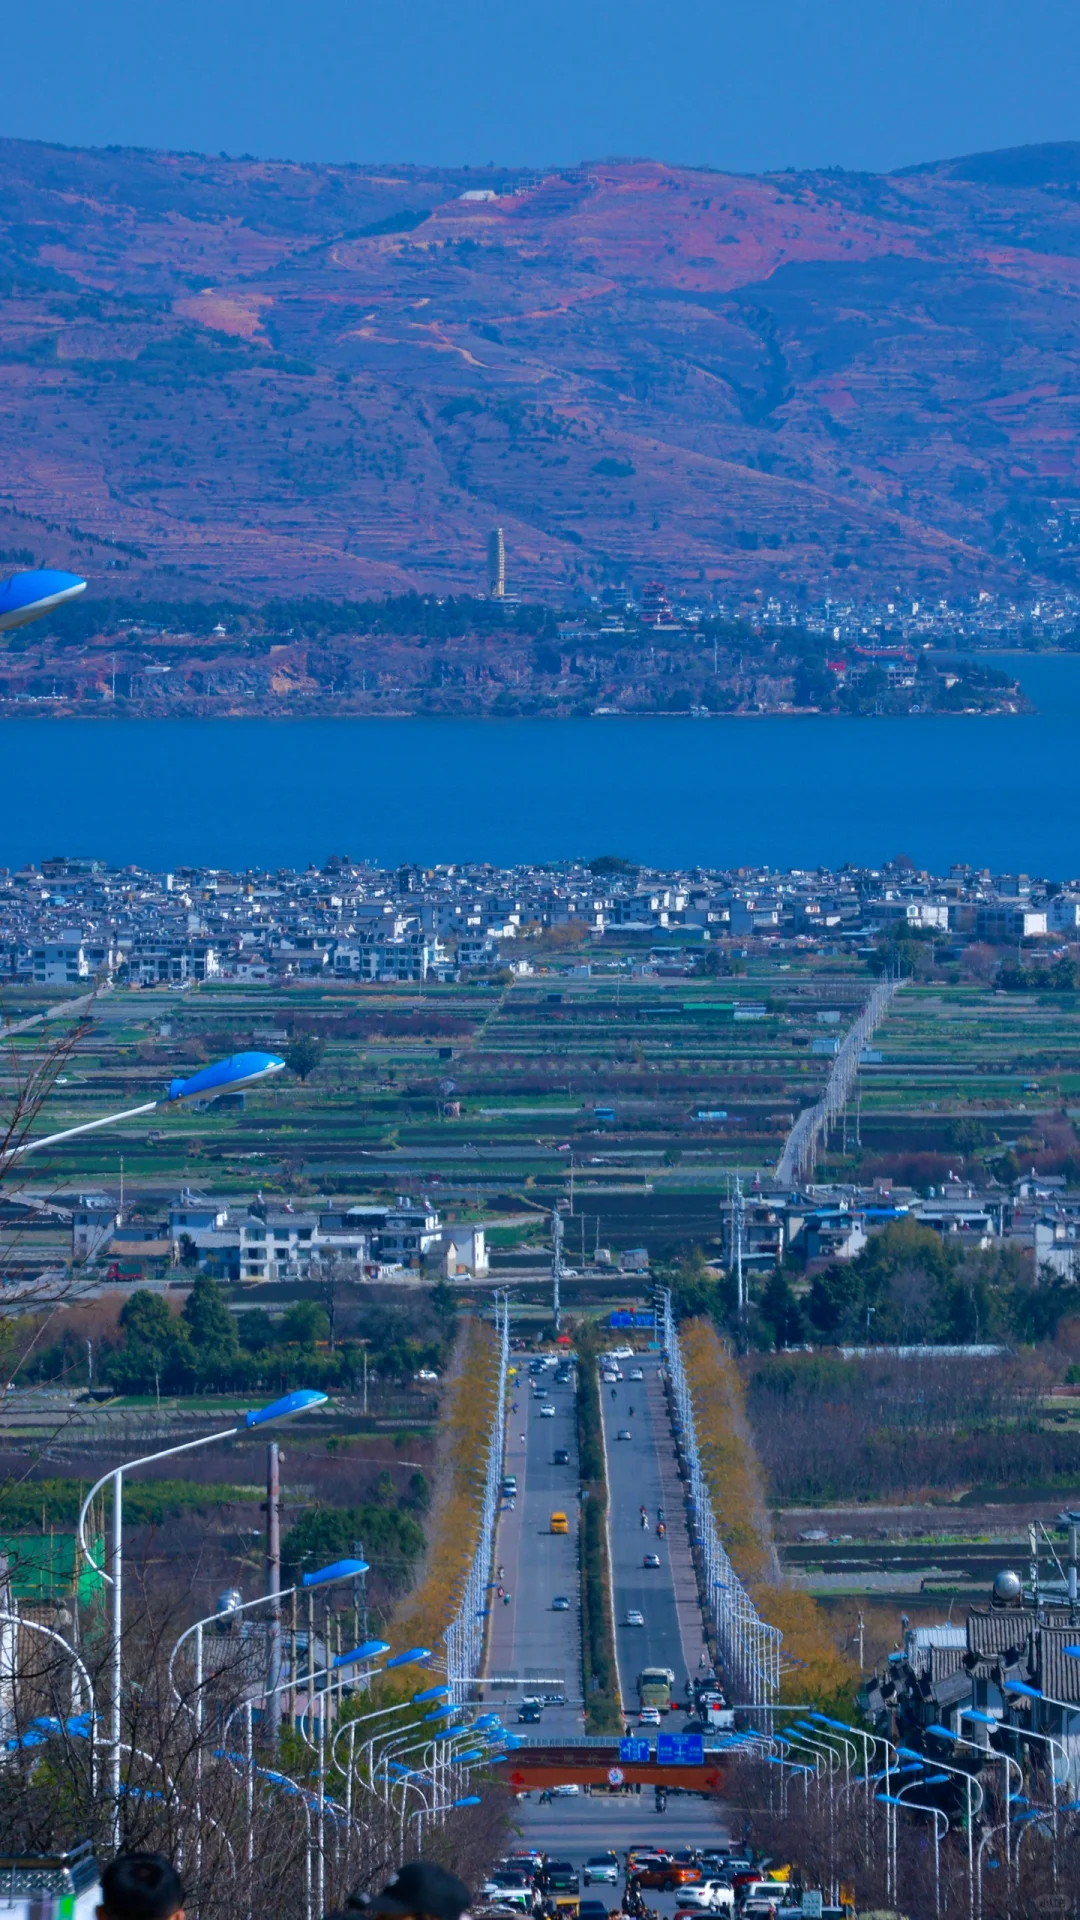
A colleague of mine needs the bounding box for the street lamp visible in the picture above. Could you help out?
[78,1384,327,1846]
[4,1050,286,1169]
[877,1789,948,1920]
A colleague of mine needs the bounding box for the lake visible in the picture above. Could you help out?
[3,652,1077,874]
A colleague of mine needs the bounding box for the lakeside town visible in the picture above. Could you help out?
[9,849,1080,990]
[0,575,1047,718]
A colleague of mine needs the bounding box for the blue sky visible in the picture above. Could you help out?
[6,0,1080,175]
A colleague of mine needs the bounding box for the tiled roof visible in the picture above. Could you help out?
[1035,1625,1080,1706]
[966,1608,1034,1659]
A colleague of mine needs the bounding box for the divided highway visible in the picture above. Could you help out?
[485,1354,583,1739]
[601,1354,710,1715]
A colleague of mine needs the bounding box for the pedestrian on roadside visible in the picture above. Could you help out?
[98,1855,185,1920]
[325,1860,473,1920]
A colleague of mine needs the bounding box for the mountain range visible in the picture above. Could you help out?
[4,135,1080,603]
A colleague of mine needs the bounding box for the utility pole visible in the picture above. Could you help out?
[552,1208,563,1335]
[733,1174,745,1320]
[266,1441,282,1748]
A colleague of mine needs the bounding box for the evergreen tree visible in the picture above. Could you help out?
[182,1275,239,1357]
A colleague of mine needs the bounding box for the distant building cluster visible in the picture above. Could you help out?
[70,1191,487,1285]
[3,852,1080,991]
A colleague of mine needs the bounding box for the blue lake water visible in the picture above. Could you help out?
[2,652,1077,874]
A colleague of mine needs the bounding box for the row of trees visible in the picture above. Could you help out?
[667,1220,1080,1352]
[20,1275,458,1396]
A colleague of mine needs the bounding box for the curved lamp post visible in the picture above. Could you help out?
[4,1051,286,1171]
[78,1385,327,1846]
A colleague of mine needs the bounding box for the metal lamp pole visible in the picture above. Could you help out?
[877,1790,947,1920]
[78,1386,328,1847]
[2,1051,286,1173]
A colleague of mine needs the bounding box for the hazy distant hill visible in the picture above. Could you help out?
[4,136,1080,603]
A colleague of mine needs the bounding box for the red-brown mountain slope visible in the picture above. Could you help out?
[4,138,1080,600]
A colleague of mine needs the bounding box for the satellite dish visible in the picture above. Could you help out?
[992,1569,1023,1605]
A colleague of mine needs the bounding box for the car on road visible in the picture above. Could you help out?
[539,1404,556,1417]
[602,1370,620,1383]
[539,1863,578,1893]
[643,1552,661,1568]
[553,1448,570,1465]
[517,1700,543,1723]
[616,1428,633,1441]
[629,1367,644,1381]
[674,1883,735,1912]
[552,1594,571,1610]
[550,1510,569,1534]
[638,1706,661,1726]
[582,1856,619,1887]
[635,1859,702,1893]
[624,1608,645,1626]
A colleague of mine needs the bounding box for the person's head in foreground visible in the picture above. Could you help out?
[334,1861,472,1920]
[98,1855,185,1920]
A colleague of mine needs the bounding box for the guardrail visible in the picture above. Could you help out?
[445,1293,509,1703]
[661,1290,782,1708]
[776,972,903,1187]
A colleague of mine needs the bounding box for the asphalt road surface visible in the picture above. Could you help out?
[601,1358,705,1718]
[485,1355,584,1739]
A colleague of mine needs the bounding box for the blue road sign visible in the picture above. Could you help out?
[619,1737,651,1763]
[657,1732,705,1766]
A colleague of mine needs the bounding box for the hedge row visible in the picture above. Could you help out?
[575,1349,623,1734]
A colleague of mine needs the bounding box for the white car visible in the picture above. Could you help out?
[638,1706,661,1725]
[583,1857,620,1887]
[551,1782,580,1796]
[624,1608,645,1627]
[629,1367,644,1381]
[539,1404,556,1418]
[675,1885,735,1913]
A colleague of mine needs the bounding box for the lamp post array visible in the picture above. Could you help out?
[661,1289,782,1704]
[78,1387,328,1846]
[9,1044,503,1910]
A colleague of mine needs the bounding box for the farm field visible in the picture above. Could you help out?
[4,962,1080,1255]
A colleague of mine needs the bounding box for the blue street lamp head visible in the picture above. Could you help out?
[1064,1646,1080,1661]
[473,1714,500,1729]
[924,1774,950,1786]
[876,1794,903,1806]
[386,1646,431,1669]
[340,1639,390,1664]
[167,1051,286,1104]
[243,1389,328,1429]
[962,1709,999,1726]
[413,1685,452,1704]
[335,1639,387,1668]
[454,1795,482,1808]
[897,1747,924,1761]
[0,569,86,633]
[926,1725,956,1741]
[301,1558,369,1587]
[455,1749,484,1763]
[1003,1680,1041,1699]
[423,1705,458,1721]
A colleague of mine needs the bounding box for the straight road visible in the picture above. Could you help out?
[601,1356,709,1717]
[484,1354,584,1739]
